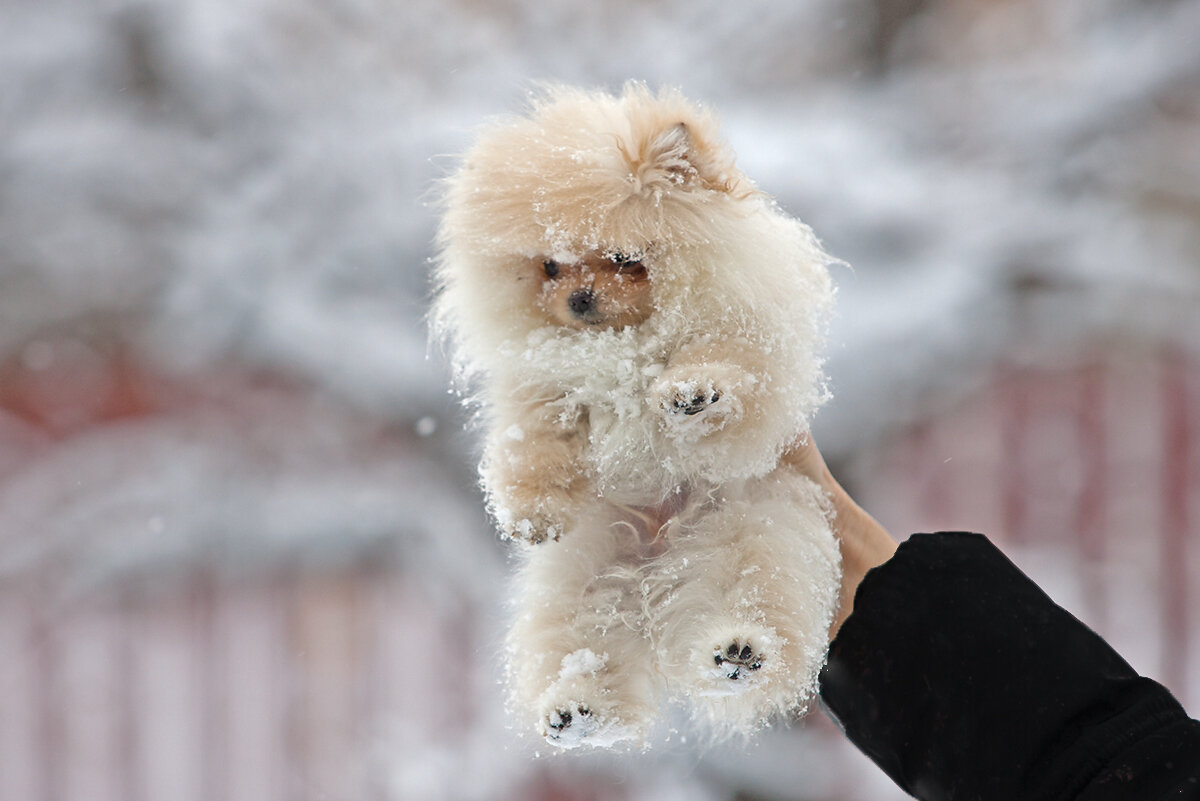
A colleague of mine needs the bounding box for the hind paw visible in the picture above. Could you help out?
[539,700,642,749]
[713,639,763,681]
[544,703,594,741]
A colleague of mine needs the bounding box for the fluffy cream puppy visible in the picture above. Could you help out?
[434,83,841,747]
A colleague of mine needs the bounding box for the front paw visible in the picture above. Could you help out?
[495,504,571,545]
[660,381,722,416]
[653,371,751,438]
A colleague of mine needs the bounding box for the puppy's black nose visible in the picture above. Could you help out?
[568,288,597,318]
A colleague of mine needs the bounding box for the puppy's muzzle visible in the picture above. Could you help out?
[568,288,598,320]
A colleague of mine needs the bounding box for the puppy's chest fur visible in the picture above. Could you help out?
[508,323,687,504]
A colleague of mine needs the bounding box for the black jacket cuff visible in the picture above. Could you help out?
[818,532,1199,801]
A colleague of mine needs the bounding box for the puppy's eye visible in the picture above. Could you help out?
[543,260,560,278]
[613,258,646,276]
[608,251,645,272]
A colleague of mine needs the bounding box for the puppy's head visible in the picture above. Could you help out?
[435,83,761,370]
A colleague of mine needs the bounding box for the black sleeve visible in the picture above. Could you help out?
[817,531,1200,801]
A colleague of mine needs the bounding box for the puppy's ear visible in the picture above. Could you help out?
[627,119,746,197]
[644,122,694,182]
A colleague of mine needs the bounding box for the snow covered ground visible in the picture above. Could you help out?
[2,0,1198,798]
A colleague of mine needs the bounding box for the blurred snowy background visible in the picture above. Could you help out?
[1,0,1198,799]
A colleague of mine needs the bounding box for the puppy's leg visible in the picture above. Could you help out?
[652,337,761,434]
[482,383,590,544]
[652,337,799,477]
[506,510,658,748]
[647,473,840,735]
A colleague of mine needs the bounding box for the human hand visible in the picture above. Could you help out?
[785,436,898,638]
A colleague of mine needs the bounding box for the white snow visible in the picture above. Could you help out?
[558,648,607,680]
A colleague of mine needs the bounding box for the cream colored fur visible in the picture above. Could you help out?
[434,83,841,747]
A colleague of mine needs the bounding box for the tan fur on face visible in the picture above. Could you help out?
[535,252,653,330]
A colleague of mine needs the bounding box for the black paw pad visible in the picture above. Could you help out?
[673,390,721,415]
[546,705,591,737]
[713,639,762,680]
